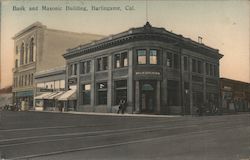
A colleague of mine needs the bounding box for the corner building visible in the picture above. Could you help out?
[64,22,223,114]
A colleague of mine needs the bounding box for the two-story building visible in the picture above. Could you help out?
[63,22,223,115]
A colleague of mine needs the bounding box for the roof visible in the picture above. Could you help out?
[64,22,223,59]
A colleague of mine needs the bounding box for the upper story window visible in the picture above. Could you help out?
[25,44,29,64]
[80,60,91,74]
[20,43,24,65]
[114,52,128,68]
[167,52,172,67]
[173,54,179,69]
[137,50,147,64]
[183,56,188,71]
[206,63,209,75]
[149,50,158,64]
[16,46,18,55]
[192,59,197,72]
[69,63,78,76]
[15,59,18,68]
[167,52,179,69]
[97,56,108,71]
[29,38,34,62]
[197,60,203,74]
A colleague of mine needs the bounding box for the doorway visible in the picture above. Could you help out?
[140,81,156,113]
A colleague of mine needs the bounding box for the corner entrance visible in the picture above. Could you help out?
[140,81,156,113]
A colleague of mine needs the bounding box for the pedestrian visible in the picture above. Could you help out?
[117,100,123,114]
[121,99,127,114]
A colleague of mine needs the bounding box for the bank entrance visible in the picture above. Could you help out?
[140,81,157,113]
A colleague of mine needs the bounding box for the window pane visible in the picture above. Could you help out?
[184,56,188,71]
[206,63,209,75]
[121,52,128,67]
[192,59,196,72]
[167,52,172,67]
[103,57,108,70]
[209,64,213,76]
[197,61,202,73]
[83,84,91,91]
[137,50,146,64]
[98,91,107,104]
[98,82,107,89]
[97,58,102,71]
[80,62,85,74]
[149,50,158,64]
[86,61,91,73]
[173,54,179,69]
[114,54,120,68]
[83,92,91,104]
[115,80,127,88]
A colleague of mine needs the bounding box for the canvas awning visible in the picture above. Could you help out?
[57,89,76,101]
[45,91,65,100]
[34,92,53,100]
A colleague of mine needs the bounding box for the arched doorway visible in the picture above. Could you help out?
[140,81,156,113]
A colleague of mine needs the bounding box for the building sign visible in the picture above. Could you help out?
[16,91,33,97]
[135,71,160,75]
[68,77,77,85]
[40,88,53,92]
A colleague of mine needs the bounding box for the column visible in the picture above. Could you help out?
[156,80,161,113]
[189,57,193,115]
[134,80,140,113]
[127,49,133,113]
[91,59,96,112]
[161,50,168,113]
[107,55,113,112]
[203,61,206,105]
[76,62,81,110]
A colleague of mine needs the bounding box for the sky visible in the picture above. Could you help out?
[1,0,249,88]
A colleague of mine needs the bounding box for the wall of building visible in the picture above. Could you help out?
[36,29,103,72]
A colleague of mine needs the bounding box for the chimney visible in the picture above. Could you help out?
[198,36,203,43]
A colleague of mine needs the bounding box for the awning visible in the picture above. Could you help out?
[45,91,65,100]
[34,92,53,100]
[57,89,76,101]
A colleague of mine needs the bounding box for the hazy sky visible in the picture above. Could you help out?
[1,0,249,88]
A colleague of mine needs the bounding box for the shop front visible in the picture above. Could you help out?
[14,90,33,110]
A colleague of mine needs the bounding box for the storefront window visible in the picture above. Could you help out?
[82,84,91,105]
[97,82,107,105]
[149,50,158,64]
[167,80,179,106]
[115,80,127,105]
[137,50,146,64]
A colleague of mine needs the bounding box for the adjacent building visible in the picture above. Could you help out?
[220,78,250,113]
[12,22,103,110]
[63,22,223,115]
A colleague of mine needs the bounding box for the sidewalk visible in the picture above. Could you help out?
[31,110,181,118]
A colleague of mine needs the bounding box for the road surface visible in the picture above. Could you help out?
[0,111,249,160]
